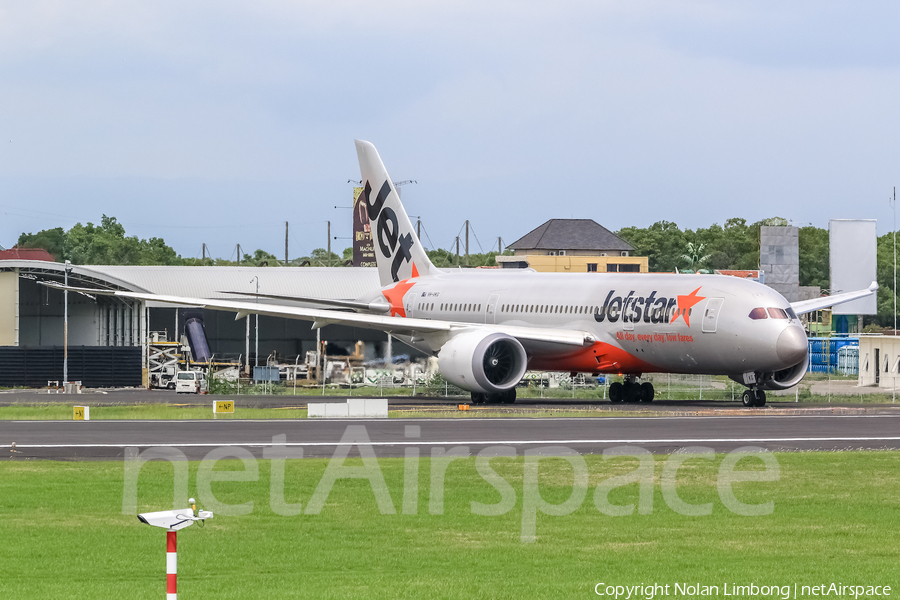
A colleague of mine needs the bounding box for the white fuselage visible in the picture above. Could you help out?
[362,270,808,377]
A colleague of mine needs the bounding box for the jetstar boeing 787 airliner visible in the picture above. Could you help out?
[50,141,877,407]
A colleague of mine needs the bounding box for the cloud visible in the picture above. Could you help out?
[1,1,899,256]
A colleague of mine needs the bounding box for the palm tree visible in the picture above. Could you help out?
[681,242,712,270]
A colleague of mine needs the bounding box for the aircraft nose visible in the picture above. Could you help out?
[776,326,808,364]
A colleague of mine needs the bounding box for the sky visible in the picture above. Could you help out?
[2,1,899,260]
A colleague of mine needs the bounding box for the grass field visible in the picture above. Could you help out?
[1,451,898,599]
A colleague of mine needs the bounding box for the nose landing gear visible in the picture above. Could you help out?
[741,388,767,407]
[609,376,655,404]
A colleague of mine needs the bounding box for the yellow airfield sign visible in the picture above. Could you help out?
[213,400,234,414]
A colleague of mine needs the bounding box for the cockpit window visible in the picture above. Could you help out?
[748,307,768,320]
[767,307,789,319]
[786,307,797,320]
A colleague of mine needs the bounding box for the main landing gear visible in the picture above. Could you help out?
[470,388,517,405]
[608,376,655,404]
[741,388,767,408]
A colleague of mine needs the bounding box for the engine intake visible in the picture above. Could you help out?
[760,351,810,390]
[730,352,809,391]
[437,330,528,394]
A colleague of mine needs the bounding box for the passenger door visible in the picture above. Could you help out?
[485,294,500,324]
[702,298,724,333]
[404,293,416,319]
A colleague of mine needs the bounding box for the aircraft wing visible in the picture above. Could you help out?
[790,281,879,315]
[41,284,595,350]
[219,291,389,313]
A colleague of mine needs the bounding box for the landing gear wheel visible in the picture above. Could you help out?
[503,388,517,404]
[741,390,755,407]
[471,392,486,405]
[609,382,623,403]
[640,382,655,403]
[625,383,640,403]
[754,390,766,407]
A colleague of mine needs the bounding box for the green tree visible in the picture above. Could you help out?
[20,215,186,266]
[16,227,68,261]
[798,226,829,288]
[617,221,688,272]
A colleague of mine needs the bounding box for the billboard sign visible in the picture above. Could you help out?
[829,219,877,315]
[352,186,377,267]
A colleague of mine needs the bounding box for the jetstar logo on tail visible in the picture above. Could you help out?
[381,279,416,317]
[594,287,706,326]
[364,180,416,282]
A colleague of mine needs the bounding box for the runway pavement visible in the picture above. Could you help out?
[3,413,900,460]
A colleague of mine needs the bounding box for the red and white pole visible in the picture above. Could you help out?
[167,530,177,599]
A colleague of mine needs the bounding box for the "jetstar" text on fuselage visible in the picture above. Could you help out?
[594,287,706,326]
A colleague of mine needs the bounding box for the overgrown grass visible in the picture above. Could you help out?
[0,404,307,420]
[0,452,897,598]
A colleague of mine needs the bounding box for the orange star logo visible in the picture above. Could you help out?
[671,286,705,327]
[381,278,417,317]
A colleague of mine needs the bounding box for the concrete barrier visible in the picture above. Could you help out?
[308,398,388,418]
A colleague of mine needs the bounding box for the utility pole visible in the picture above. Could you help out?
[417,219,422,241]
[64,260,71,386]
[327,221,331,267]
[465,220,469,266]
[455,237,460,266]
[202,243,208,264]
[498,237,503,254]
[236,244,243,265]
[285,221,289,266]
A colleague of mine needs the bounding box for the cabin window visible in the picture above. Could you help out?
[767,307,789,319]
[748,308,768,320]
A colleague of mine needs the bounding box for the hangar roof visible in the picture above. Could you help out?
[0,261,382,302]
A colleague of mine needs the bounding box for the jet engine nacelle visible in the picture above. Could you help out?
[759,351,810,390]
[730,352,810,391]
[437,330,528,394]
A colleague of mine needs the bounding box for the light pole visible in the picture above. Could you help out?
[892,188,897,336]
[64,260,72,387]
[250,276,259,370]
